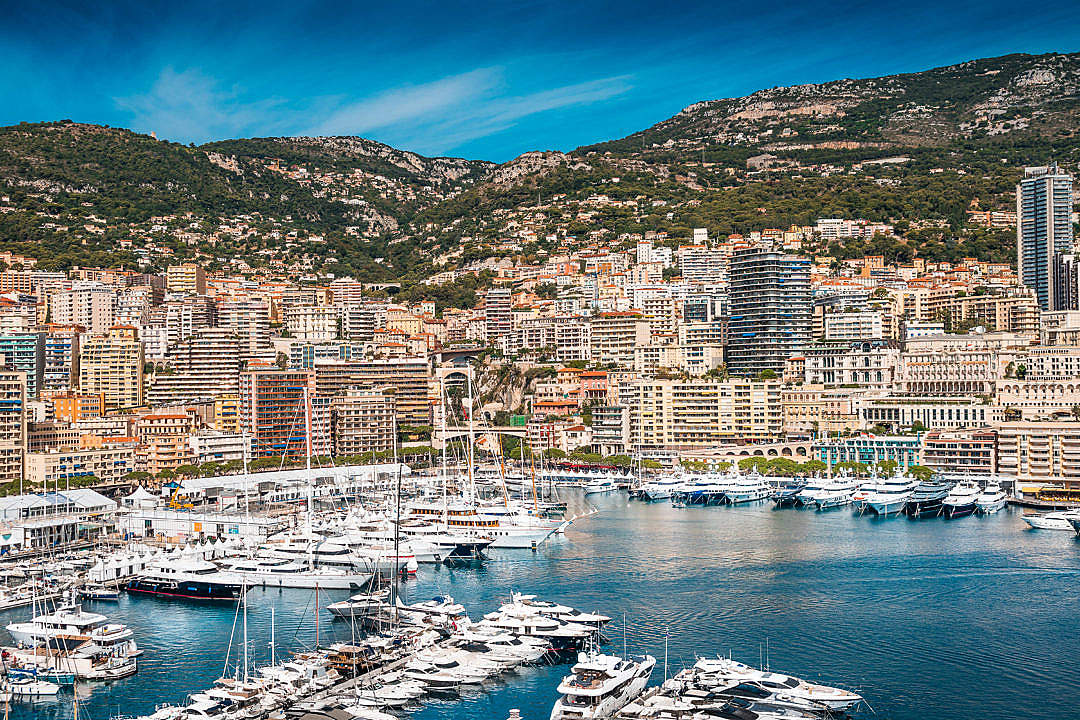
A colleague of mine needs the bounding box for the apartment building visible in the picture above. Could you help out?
[51,392,105,423]
[78,326,144,409]
[313,358,430,426]
[330,388,396,456]
[0,371,26,484]
[50,287,116,333]
[165,263,207,295]
[135,412,198,475]
[591,312,650,367]
[920,428,997,475]
[0,332,45,398]
[513,316,591,361]
[146,328,242,405]
[284,305,339,342]
[43,327,79,393]
[997,421,1080,486]
[631,378,783,450]
[239,369,329,458]
[802,340,900,390]
[727,249,812,376]
[24,444,137,487]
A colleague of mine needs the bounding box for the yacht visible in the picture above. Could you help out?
[1022,510,1080,530]
[549,651,656,720]
[793,478,825,507]
[975,483,1008,514]
[8,675,60,698]
[327,590,390,619]
[260,533,382,572]
[942,481,981,519]
[126,557,240,601]
[6,600,139,659]
[641,477,682,502]
[583,478,618,495]
[216,556,371,590]
[505,593,611,625]
[812,476,859,510]
[771,480,806,507]
[904,479,954,518]
[691,657,863,712]
[722,472,772,505]
[862,470,919,516]
[406,500,554,549]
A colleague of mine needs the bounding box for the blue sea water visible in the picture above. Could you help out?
[7,494,1080,720]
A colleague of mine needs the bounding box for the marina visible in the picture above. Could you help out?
[2,489,1078,720]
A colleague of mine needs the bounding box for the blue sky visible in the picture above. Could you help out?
[2,1,1079,161]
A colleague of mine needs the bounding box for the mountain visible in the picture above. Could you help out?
[583,52,1080,166]
[0,52,1078,278]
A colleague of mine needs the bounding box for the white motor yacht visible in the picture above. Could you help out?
[975,483,1008,514]
[549,651,656,720]
[812,476,859,510]
[216,557,372,589]
[862,470,918,516]
[506,593,612,625]
[722,472,772,504]
[691,657,863,712]
[6,600,139,658]
[1022,510,1080,530]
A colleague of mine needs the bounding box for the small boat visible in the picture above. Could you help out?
[1023,510,1080,531]
[78,585,121,601]
[975,483,1007,514]
[671,500,687,509]
[8,675,60,698]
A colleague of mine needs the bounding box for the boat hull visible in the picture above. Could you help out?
[125,578,240,601]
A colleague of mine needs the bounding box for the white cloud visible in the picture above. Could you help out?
[114,67,289,142]
[114,65,633,155]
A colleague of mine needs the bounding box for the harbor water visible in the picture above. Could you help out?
[7,492,1080,720]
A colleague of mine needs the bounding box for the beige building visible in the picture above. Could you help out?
[330,388,396,457]
[79,325,144,409]
[25,444,137,487]
[996,421,1080,487]
[631,378,783,450]
[166,263,207,295]
[591,312,651,367]
[782,385,862,435]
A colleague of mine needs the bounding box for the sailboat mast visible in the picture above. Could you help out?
[269,606,275,666]
[392,412,401,612]
[439,379,449,527]
[242,579,249,682]
[465,371,477,506]
[303,386,314,570]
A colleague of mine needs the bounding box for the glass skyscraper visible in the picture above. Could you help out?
[1017,165,1074,311]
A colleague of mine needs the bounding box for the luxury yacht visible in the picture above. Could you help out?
[722,472,772,504]
[793,478,826,507]
[505,593,612,625]
[549,651,656,720]
[216,556,372,590]
[771,480,806,507]
[975,483,1008,514]
[904,479,954,518]
[942,480,981,519]
[406,500,555,549]
[1022,510,1080,530]
[641,477,682,502]
[691,657,863,712]
[326,590,391,619]
[126,558,241,601]
[862,470,919,516]
[6,600,139,658]
[812,476,859,510]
